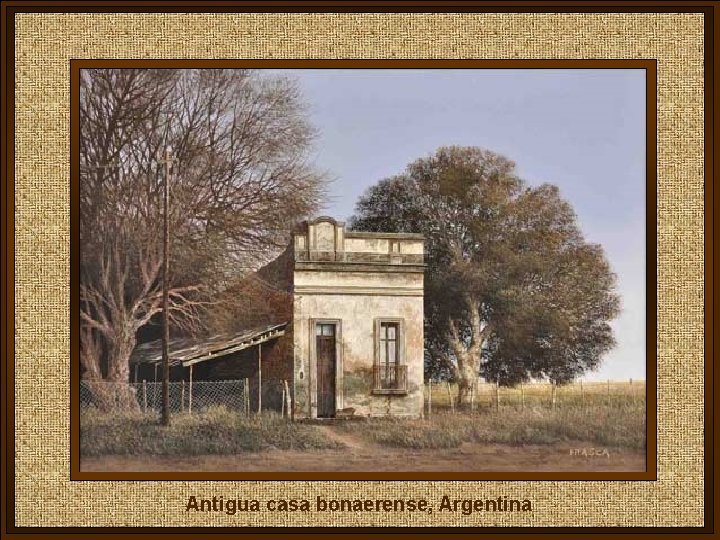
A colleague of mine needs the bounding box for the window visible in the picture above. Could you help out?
[379,321,398,372]
[316,324,335,336]
[373,319,407,394]
[389,240,401,253]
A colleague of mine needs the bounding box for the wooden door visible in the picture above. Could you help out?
[316,323,336,418]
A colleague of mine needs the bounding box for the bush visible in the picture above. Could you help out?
[80,406,341,457]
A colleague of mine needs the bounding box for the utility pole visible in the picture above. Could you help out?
[160,146,174,426]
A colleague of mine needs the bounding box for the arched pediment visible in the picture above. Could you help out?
[308,216,345,227]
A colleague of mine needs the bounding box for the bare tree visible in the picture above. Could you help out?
[79,69,326,409]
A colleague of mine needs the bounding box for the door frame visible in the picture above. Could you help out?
[308,318,343,419]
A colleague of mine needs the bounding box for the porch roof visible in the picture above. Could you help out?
[130,322,288,368]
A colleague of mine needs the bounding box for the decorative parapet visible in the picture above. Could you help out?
[295,250,424,265]
[293,217,425,269]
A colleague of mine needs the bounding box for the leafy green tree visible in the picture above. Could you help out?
[349,146,620,403]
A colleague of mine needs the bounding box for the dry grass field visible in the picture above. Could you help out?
[425,379,646,411]
[80,381,646,472]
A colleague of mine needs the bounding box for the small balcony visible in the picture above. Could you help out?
[372,364,408,395]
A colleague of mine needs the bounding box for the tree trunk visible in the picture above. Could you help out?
[455,358,480,408]
[80,325,103,380]
[82,325,140,412]
[446,296,491,408]
[457,378,473,408]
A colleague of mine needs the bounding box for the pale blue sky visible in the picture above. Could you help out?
[266,69,646,382]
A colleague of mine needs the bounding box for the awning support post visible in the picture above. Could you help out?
[257,343,262,414]
[188,365,193,414]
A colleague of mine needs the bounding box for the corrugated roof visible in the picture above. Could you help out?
[130,322,288,367]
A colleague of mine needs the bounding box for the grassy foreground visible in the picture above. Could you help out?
[338,402,646,450]
[81,401,645,457]
[80,407,341,456]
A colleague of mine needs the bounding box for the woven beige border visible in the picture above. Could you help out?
[13,12,704,527]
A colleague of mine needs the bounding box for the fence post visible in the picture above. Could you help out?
[551,383,557,410]
[188,365,193,414]
[244,378,250,416]
[495,381,500,410]
[520,383,524,410]
[446,381,454,413]
[257,344,262,414]
[281,383,286,417]
[427,380,432,418]
[181,379,185,413]
[579,380,584,407]
[284,379,291,419]
[470,379,475,412]
[142,379,147,412]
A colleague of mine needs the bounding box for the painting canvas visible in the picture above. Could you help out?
[78,67,647,474]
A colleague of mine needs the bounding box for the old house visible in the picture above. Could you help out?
[291,217,425,419]
[130,216,425,419]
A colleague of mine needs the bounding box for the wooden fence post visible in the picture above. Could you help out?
[244,378,250,416]
[181,379,185,413]
[281,383,286,417]
[495,381,500,410]
[142,379,147,412]
[551,383,557,410]
[520,383,524,410]
[470,380,475,412]
[427,380,432,418]
[257,344,262,413]
[446,381,454,413]
[284,379,291,418]
[188,365,193,414]
[579,380,584,407]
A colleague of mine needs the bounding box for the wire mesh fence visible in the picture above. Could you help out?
[80,379,249,415]
[424,379,646,415]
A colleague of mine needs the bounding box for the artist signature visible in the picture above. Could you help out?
[568,447,610,458]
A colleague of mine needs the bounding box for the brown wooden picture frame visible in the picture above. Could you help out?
[1,1,716,537]
[67,56,657,482]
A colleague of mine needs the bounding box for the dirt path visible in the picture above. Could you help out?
[313,424,373,453]
[82,429,646,473]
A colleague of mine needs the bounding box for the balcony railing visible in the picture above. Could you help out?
[295,250,424,265]
[372,364,408,395]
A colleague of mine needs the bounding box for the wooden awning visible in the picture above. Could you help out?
[130,322,287,368]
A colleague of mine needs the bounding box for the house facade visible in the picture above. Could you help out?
[291,217,425,419]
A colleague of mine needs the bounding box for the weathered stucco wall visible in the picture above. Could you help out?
[292,217,425,419]
[293,285,424,418]
[295,270,423,290]
[344,236,424,254]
